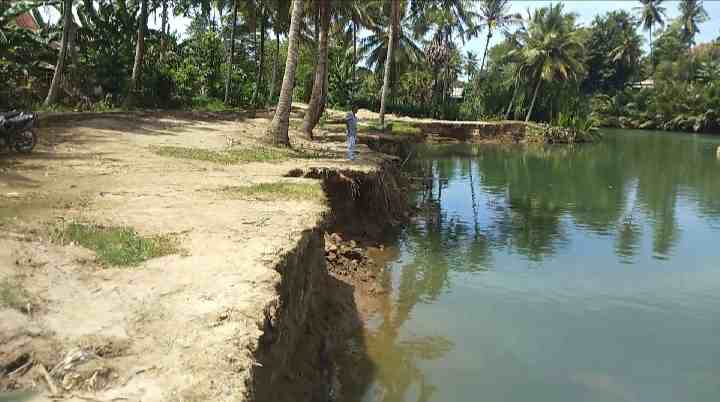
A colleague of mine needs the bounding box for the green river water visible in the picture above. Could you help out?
[359,129,720,402]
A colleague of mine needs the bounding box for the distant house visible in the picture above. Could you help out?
[450,87,464,99]
[631,79,654,89]
[14,12,40,31]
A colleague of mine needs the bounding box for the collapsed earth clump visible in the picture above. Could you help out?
[324,232,385,294]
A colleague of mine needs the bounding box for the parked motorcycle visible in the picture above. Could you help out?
[0,111,38,153]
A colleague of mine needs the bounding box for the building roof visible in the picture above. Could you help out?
[15,12,39,31]
[631,79,654,89]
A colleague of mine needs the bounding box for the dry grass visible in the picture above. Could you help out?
[221,182,325,202]
[362,120,422,136]
[0,277,32,313]
[151,146,294,164]
[151,145,334,164]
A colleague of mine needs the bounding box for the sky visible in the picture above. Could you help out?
[463,1,720,56]
[41,0,720,57]
[154,1,720,56]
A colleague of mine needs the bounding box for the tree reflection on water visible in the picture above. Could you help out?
[358,131,720,402]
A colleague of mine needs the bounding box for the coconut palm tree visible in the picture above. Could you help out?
[476,0,521,74]
[359,9,424,76]
[44,0,74,106]
[513,3,584,122]
[411,0,479,42]
[426,29,454,106]
[610,35,642,68]
[267,0,304,146]
[127,0,149,106]
[412,0,478,115]
[379,0,400,129]
[302,0,330,137]
[267,0,290,103]
[333,1,379,85]
[465,50,478,79]
[223,0,238,104]
[635,0,666,71]
[241,0,270,108]
[679,0,708,46]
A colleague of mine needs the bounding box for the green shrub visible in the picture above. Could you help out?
[51,223,179,266]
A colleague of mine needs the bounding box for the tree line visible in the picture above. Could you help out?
[1,0,718,145]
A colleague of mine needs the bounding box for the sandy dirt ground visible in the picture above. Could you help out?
[0,110,394,402]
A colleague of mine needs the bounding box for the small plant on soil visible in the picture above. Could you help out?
[0,278,32,312]
[50,223,179,266]
[391,121,422,135]
[362,120,421,136]
[221,182,325,202]
[152,146,331,164]
[151,146,293,164]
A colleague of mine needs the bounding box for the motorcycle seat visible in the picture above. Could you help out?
[1,111,21,120]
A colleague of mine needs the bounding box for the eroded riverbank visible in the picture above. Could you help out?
[0,111,413,402]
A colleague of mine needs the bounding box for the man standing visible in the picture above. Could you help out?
[345,104,359,161]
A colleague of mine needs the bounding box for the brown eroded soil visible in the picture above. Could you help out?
[0,110,398,402]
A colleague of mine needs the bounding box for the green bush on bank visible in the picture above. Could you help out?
[527,112,599,144]
[50,223,179,266]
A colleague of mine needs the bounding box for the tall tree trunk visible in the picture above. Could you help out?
[650,24,654,75]
[44,0,73,107]
[67,20,80,74]
[302,0,329,138]
[160,0,168,60]
[479,30,492,74]
[224,0,238,104]
[128,0,148,106]
[526,78,542,122]
[505,82,518,119]
[267,0,304,146]
[202,2,210,31]
[313,3,319,53]
[84,0,98,21]
[353,20,357,85]
[257,6,266,107]
[251,6,259,107]
[270,30,280,102]
[379,0,399,129]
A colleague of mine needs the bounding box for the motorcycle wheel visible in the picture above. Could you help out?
[13,129,37,153]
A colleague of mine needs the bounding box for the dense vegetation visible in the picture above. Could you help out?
[1,0,718,140]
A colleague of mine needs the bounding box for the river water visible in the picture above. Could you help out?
[359,130,720,402]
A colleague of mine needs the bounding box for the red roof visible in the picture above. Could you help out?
[15,12,39,31]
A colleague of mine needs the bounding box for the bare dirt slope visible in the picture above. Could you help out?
[0,111,391,402]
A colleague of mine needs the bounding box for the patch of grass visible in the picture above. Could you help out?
[391,121,422,135]
[221,182,325,202]
[0,278,32,312]
[361,120,421,136]
[50,223,179,266]
[152,145,334,164]
[152,146,293,164]
[190,95,231,112]
[33,100,126,113]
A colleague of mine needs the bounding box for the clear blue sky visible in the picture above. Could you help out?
[464,0,720,56]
